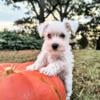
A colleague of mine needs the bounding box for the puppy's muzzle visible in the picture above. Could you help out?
[52,43,59,50]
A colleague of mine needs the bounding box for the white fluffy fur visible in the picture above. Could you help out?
[26,19,79,100]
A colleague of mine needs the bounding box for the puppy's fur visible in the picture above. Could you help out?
[27,19,79,100]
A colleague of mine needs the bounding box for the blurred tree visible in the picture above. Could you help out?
[96,36,100,50]
[3,0,99,21]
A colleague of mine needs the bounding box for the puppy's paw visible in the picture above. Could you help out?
[39,67,56,76]
[26,64,39,71]
[66,90,72,100]
[66,96,70,100]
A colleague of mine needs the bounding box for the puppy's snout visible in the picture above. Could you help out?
[52,43,59,50]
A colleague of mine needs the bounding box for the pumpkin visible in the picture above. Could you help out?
[0,62,66,100]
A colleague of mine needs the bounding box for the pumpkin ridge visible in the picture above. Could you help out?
[0,73,36,100]
[54,87,62,100]
[39,75,63,100]
[22,71,62,100]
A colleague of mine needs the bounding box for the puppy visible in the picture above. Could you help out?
[27,19,79,100]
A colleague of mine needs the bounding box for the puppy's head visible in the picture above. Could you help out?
[38,19,79,55]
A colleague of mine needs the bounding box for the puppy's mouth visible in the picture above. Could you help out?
[49,50,65,58]
[47,48,65,53]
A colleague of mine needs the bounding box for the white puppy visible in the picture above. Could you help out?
[27,19,79,100]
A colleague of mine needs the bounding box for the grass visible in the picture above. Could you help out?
[0,50,39,63]
[72,50,100,100]
[0,49,99,100]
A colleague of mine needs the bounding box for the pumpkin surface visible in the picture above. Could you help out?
[0,62,66,100]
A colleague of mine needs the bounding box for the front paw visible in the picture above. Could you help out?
[26,64,39,71]
[66,90,72,100]
[66,96,70,100]
[39,67,56,76]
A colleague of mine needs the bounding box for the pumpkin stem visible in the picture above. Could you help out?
[5,67,15,75]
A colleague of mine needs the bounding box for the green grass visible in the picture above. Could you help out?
[72,50,100,100]
[0,50,99,100]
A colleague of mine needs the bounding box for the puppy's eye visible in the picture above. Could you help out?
[59,33,65,38]
[47,33,52,39]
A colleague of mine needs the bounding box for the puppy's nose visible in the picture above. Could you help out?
[52,43,59,50]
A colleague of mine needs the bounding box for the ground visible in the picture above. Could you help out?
[72,50,100,100]
[0,49,99,100]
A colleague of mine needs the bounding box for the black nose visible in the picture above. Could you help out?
[52,43,59,50]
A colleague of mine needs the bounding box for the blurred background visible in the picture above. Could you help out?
[0,0,100,100]
[0,0,100,50]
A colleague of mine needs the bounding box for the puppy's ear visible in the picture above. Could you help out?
[37,22,49,37]
[63,19,79,35]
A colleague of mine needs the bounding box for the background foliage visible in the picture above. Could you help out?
[1,0,100,50]
[0,31,42,50]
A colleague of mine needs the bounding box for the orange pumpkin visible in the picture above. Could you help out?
[0,62,66,100]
